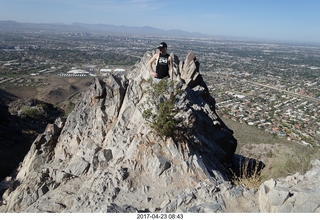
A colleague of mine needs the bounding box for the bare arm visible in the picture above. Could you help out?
[148,54,158,78]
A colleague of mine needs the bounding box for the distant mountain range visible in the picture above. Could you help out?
[0,20,211,38]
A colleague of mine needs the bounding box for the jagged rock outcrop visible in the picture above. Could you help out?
[2,51,319,213]
[0,51,243,212]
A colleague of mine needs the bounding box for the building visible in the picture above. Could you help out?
[67,69,89,75]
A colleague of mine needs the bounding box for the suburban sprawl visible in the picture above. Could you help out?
[1,29,320,148]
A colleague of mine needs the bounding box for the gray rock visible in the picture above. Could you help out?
[2,51,319,213]
[259,159,320,212]
[67,157,90,176]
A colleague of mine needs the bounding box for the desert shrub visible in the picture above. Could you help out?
[142,77,178,137]
[20,107,43,119]
[232,158,266,190]
[266,150,273,158]
[64,102,75,116]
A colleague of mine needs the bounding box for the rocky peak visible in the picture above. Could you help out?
[0,50,241,212]
[2,51,320,213]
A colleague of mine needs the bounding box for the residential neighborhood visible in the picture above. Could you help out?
[205,70,319,147]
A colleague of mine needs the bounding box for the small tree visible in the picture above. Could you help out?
[142,77,178,137]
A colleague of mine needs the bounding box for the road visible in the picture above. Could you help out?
[248,80,320,103]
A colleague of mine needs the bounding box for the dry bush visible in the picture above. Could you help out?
[232,158,266,190]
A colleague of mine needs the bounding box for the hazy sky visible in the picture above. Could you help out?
[1,0,320,44]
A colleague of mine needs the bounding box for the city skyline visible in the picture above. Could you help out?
[1,0,320,44]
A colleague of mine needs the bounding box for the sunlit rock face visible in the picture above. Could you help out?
[0,51,243,213]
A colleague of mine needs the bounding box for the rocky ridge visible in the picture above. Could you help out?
[0,51,319,213]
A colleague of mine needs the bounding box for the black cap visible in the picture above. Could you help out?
[157,42,167,49]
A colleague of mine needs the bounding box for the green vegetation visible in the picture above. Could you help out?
[20,107,43,119]
[221,116,295,152]
[266,150,273,158]
[264,147,320,180]
[142,78,178,137]
[64,102,76,116]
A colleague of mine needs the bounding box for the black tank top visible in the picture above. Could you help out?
[156,53,170,79]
